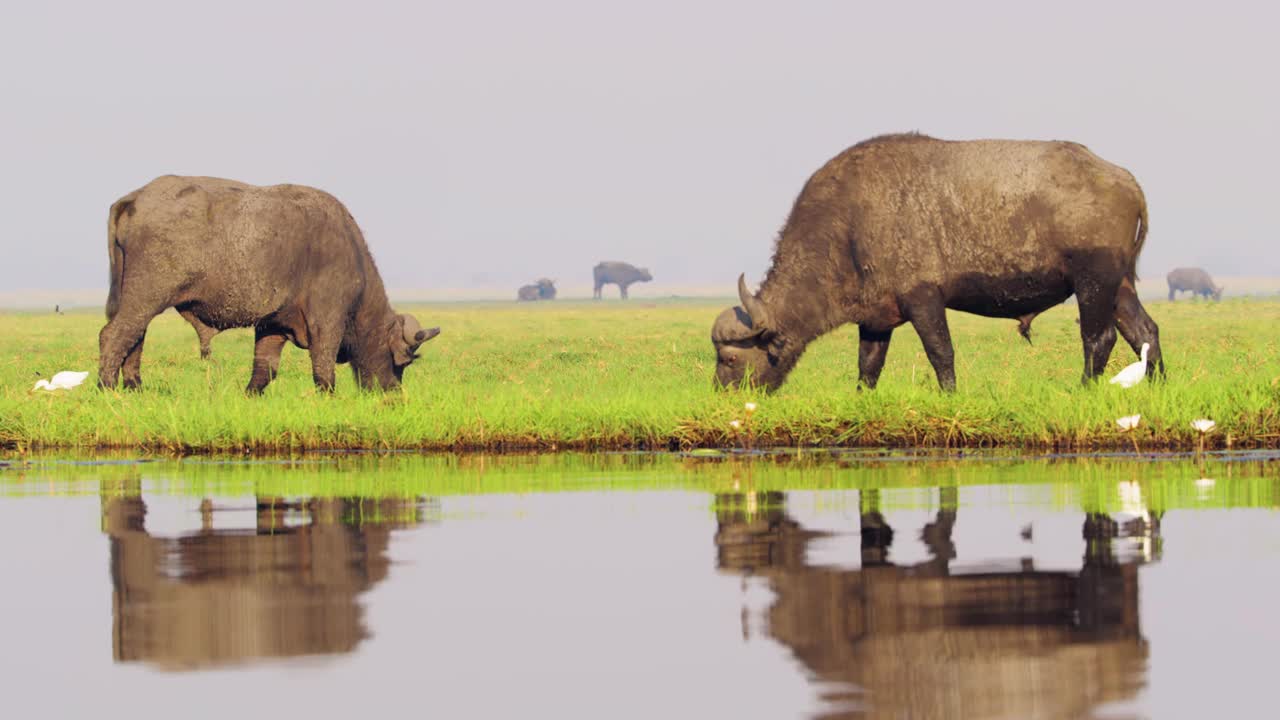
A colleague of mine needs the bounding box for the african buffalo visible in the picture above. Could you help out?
[592,261,652,299]
[517,278,557,301]
[1167,267,1222,301]
[100,176,439,393]
[712,133,1163,391]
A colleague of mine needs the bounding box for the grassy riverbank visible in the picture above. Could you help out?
[5,451,1279,514]
[1,297,1278,453]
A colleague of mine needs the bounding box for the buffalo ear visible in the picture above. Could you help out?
[390,316,414,366]
[415,327,441,345]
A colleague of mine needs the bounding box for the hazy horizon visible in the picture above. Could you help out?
[2,1,1276,298]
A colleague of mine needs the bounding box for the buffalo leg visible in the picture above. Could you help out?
[857,326,893,389]
[1114,278,1164,378]
[99,302,163,390]
[119,331,147,390]
[859,489,894,566]
[179,308,218,360]
[1076,275,1121,382]
[593,281,603,300]
[305,321,340,392]
[620,283,629,300]
[246,331,287,394]
[1168,286,1176,301]
[904,291,956,391]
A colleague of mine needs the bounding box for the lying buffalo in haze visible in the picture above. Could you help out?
[1167,267,1222,301]
[100,176,439,392]
[712,133,1163,391]
[592,261,652,299]
[517,278,557,301]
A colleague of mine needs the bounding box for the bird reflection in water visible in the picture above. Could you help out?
[714,486,1157,720]
[101,482,430,671]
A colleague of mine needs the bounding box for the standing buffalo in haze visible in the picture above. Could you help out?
[100,176,439,393]
[712,133,1163,391]
[592,261,652,299]
[517,278,557,301]
[1167,267,1222,301]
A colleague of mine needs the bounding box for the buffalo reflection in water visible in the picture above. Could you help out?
[715,488,1156,720]
[102,487,430,670]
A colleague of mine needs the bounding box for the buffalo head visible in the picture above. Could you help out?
[711,274,784,391]
[389,313,440,380]
[638,267,653,281]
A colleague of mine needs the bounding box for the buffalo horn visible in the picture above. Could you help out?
[737,274,771,331]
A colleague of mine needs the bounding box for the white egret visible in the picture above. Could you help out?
[33,371,90,392]
[1109,343,1150,388]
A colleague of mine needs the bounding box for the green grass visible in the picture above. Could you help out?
[1,297,1278,453]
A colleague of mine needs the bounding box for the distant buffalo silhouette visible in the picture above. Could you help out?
[592,261,652,300]
[1167,267,1222,301]
[517,278,557,302]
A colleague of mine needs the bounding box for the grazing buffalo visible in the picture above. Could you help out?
[1167,267,1222,301]
[712,133,1163,391]
[100,176,439,393]
[517,278,557,301]
[592,261,652,299]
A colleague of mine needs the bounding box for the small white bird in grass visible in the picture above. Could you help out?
[1109,342,1150,389]
[33,371,90,392]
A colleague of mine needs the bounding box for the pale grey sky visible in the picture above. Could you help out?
[1,1,1275,298]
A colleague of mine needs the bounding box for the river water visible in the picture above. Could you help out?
[1,450,1277,719]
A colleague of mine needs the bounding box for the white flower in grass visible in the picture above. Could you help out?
[1191,419,1216,434]
[729,420,742,430]
[1194,477,1216,489]
[744,402,757,414]
[1116,414,1141,432]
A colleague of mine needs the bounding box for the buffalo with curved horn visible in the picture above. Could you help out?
[712,133,1163,392]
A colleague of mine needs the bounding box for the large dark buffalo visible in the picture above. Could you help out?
[517,278,557,301]
[712,133,1163,391]
[1167,267,1222,301]
[100,176,439,393]
[592,261,652,299]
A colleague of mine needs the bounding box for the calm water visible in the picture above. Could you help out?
[2,451,1278,719]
